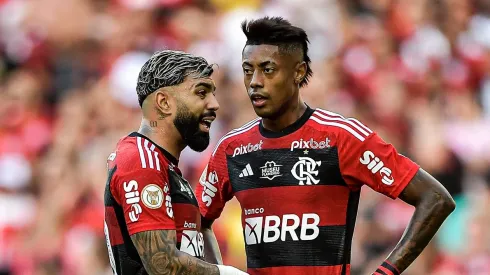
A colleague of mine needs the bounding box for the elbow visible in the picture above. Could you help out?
[437,192,456,216]
[443,194,456,213]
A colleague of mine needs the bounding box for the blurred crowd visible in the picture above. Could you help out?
[1,0,490,274]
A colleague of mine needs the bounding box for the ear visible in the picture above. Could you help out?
[294,61,307,85]
[154,89,174,118]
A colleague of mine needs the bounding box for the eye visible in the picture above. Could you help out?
[197,90,207,98]
[243,68,253,75]
[264,68,274,74]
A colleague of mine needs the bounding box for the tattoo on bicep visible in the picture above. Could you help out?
[131,230,219,275]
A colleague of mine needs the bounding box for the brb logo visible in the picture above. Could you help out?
[232,140,263,157]
[199,165,219,207]
[359,150,394,185]
[290,137,330,151]
[180,230,204,257]
[291,157,322,185]
[244,213,320,245]
[124,180,142,222]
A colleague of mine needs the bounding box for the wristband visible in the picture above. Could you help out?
[373,261,400,275]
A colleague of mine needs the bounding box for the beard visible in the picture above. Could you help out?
[173,101,211,152]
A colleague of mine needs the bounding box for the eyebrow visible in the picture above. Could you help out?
[194,82,216,91]
[242,61,277,67]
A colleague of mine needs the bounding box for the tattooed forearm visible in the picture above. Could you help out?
[385,169,455,273]
[131,230,219,275]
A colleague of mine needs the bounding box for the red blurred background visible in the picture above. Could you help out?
[1,0,490,274]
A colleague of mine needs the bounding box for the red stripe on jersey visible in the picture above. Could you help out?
[235,185,351,226]
[212,118,261,156]
[310,115,367,142]
[377,266,393,275]
[248,264,349,275]
[314,109,372,136]
[347,117,373,134]
[105,207,124,245]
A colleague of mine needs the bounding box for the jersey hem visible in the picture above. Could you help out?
[128,224,177,236]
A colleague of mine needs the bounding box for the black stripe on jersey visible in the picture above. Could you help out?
[375,269,389,275]
[104,165,146,274]
[227,147,346,193]
[245,225,347,268]
[168,167,199,206]
[341,191,360,275]
[104,166,118,207]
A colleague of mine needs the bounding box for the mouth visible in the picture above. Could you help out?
[199,116,215,132]
[250,94,268,107]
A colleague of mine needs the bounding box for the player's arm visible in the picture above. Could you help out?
[373,169,455,275]
[112,153,245,275]
[195,144,234,265]
[201,217,223,264]
[131,229,220,275]
[336,120,455,275]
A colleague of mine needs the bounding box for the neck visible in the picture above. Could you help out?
[262,97,307,132]
[138,118,185,161]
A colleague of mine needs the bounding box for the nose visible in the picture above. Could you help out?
[207,93,220,112]
[250,71,264,89]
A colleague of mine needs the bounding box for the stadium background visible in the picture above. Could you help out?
[1,0,490,274]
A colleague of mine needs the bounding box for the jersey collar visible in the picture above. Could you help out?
[259,104,314,138]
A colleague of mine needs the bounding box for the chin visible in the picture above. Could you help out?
[253,106,277,119]
[186,133,210,152]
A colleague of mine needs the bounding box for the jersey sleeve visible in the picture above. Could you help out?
[338,129,420,199]
[195,143,234,220]
[111,160,175,235]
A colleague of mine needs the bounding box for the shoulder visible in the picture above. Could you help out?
[308,108,373,143]
[211,117,261,157]
[112,134,167,174]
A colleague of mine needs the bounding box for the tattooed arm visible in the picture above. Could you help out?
[374,169,456,274]
[132,230,248,275]
[201,218,223,264]
[131,230,219,275]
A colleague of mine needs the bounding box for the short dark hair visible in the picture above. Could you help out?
[241,16,313,87]
[136,50,214,107]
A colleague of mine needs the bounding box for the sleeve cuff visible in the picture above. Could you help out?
[388,164,420,199]
[128,223,176,235]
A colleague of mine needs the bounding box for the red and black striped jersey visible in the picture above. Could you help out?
[104,132,203,275]
[195,106,419,275]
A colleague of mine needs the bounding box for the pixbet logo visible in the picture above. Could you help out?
[244,213,320,245]
[124,180,142,222]
[232,140,263,157]
[290,137,330,151]
[359,150,394,186]
[199,165,219,207]
[291,157,322,185]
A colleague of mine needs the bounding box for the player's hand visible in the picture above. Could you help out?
[216,265,249,275]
